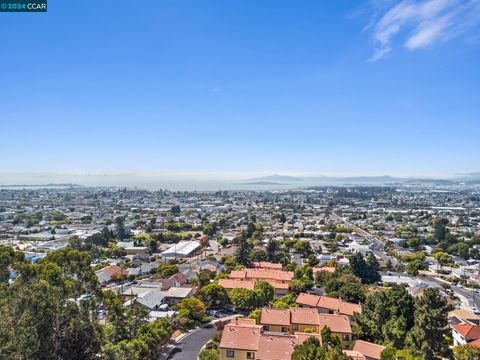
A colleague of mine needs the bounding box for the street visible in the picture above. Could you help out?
[164,324,217,360]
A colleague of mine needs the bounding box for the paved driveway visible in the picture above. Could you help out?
[166,324,217,360]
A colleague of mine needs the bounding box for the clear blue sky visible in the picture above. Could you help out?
[1,0,479,177]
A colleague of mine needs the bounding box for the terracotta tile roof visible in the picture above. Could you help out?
[294,333,322,345]
[452,324,480,340]
[218,278,255,290]
[229,269,248,279]
[344,350,367,359]
[219,322,262,351]
[264,279,290,290]
[470,338,480,347]
[290,308,320,326]
[296,293,362,316]
[261,308,291,326]
[96,264,127,276]
[253,262,283,270]
[318,314,352,334]
[353,340,386,360]
[245,269,294,281]
[257,333,323,360]
[317,296,342,310]
[338,301,362,317]
[296,293,320,307]
[256,334,297,360]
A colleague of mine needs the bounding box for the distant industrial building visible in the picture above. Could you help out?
[160,240,201,258]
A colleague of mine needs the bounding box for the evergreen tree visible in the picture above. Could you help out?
[406,288,452,360]
[115,216,126,241]
[235,237,252,267]
[266,239,280,262]
[355,286,415,348]
[366,253,381,283]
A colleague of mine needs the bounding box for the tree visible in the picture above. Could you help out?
[254,280,274,306]
[171,205,181,215]
[350,252,380,284]
[355,286,415,348]
[407,260,423,277]
[453,344,480,360]
[228,288,258,310]
[407,237,421,251]
[266,240,281,262]
[248,309,262,324]
[195,284,230,309]
[294,240,313,257]
[0,248,103,360]
[433,251,453,266]
[203,224,217,236]
[291,336,351,360]
[381,347,421,360]
[338,282,366,304]
[155,263,179,279]
[235,237,252,267]
[199,349,219,360]
[174,298,207,330]
[433,218,449,242]
[406,288,452,359]
[103,318,172,360]
[366,253,381,284]
[115,216,126,241]
[250,249,267,262]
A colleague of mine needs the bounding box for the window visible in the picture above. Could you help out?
[292,324,298,331]
[264,325,269,331]
[343,334,349,341]
[247,352,255,359]
[281,327,288,332]
[226,350,235,358]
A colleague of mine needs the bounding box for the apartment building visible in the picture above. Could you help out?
[218,316,383,360]
[218,317,322,360]
[219,267,294,296]
[260,307,353,348]
[296,292,362,322]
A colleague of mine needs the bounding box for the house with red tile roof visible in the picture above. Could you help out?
[253,261,283,270]
[352,340,386,360]
[95,264,128,285]
[218,317,322,360]
[452,323,480,346]
[296,292,362,322]
[219,268,294,296]
[260,307,353,348]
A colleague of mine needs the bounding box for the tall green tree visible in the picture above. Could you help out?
[195,284,230,309]
[355,286,415,348]
[115,216,127,241]
[406,288,452,360]
[291,336,351,360]
[235,237,252,267]
[433,218,449,242]
[254,280,274,306]
[453,344,480,360]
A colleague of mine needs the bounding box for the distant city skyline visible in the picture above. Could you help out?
[1,0,479,175]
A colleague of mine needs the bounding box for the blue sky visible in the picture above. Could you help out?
[1,0,479,178]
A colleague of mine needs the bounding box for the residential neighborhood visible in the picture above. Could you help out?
[1,184,480,359]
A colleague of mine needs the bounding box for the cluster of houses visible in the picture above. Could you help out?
[218,262,294,297]
[215,260,384,360]
[218,315,384,360]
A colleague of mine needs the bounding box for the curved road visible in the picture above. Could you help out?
[166,324,217,360]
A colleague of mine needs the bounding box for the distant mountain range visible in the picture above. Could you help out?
[246,173,480,186]
[248,174,304,182]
